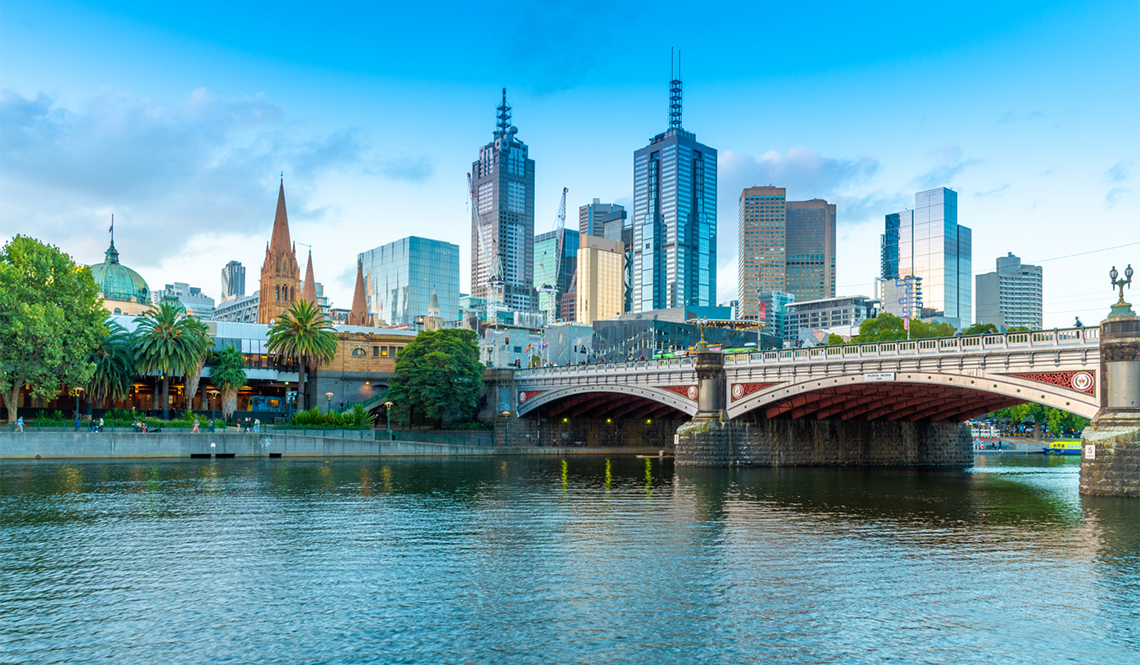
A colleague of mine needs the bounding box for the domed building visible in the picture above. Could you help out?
[90,239,152,315]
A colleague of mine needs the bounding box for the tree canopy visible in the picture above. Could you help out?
[961,322,1000,336]
[266,299,337,411]
[988,403,1090,437]
[0,236,105,422]
[210,344,247,420]
[133,302,211,419]
[386,328,484,425]
[87,320,135,408]
[852,313,957,343]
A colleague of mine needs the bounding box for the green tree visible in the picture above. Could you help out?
[87,320,135,410]
[826,333,846,346]
[0,236,105,423]
[266,300,337,411]
[210,344,247,420]
[180,317,213,410]
[387,328,484,426]
[962,322,999,336]
[852,313,958,343]
[132,302,206,420]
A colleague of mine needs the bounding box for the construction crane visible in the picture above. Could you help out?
[467,172,504,313]
[552,186,568,292]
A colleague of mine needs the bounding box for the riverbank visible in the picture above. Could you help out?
[0,432,669,459]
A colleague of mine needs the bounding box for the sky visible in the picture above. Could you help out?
[1,0,1138,328]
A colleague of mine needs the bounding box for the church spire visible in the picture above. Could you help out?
[269,179,292,256]
[301,249,317,304]
[347,259,371,326]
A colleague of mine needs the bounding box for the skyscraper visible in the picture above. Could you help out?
[976,252,1042,329]
[632,60,717,312]
[881,187,972,327]
[534,228,579,324]
[470,89,537,312]
[577,235,625,325]
[360,236,460,326]
[785,199,836,301]
[221,260,245,300]
[579,199,626,237]
[737,186,786,320]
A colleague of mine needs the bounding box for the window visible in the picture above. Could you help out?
[381,347,389,357]
[351,348,366,357]
[391,347,399,357]
[373,346,380,357]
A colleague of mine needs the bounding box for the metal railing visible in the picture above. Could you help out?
[516,356,694,379]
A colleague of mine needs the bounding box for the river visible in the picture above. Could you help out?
[1,454,1136,664]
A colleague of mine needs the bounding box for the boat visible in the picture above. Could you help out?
[1042,440,1082,456]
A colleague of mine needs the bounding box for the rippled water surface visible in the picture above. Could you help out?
[2,454,1137,664]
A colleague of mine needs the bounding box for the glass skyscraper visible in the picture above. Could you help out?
[534,227,579,323]
[470,89,536,312]
[579,199,626,237]
[359,236,460,327]
[881,187,972,327]
[632,71,717,312]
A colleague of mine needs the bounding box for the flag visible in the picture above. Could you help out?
[903,315,910,331]
[108,214,114,233]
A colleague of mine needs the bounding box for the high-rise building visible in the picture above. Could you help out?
[877,276,923,320]
[632,64,717,312]
[470,89,536,312]
[976,252,1043,330]
[221,261,245,300]
[881,187,972,327]
[579,199,626,238]
[576,235,625,325]
[153,282,215,319]
[738,186,786,319]
[785,199,836,301]
[534,228,579,324]
[359,236,460,327]
[257,179,301,324]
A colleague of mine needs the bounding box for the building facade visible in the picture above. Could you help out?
[576,235,625,325]
[877,276,923,320]
[257,181,301,324]
[534,227,579,324]
[221,260,245,300]
[360,236,458,327]
[89,237,152,316]
[579,199,627,238]
[738,186,786,319]
[153,282,215,319]
[470,89,537,312]
[212,292,259,323]
[784,295,878,343]
[975,252,1043,330]
[632,73,717,312]
[785,199,836,301]
[881,187,972,328]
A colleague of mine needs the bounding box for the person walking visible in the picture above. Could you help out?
[98,417,104,432]
[253,418,261,433]
[208,418,215,433]
[15,416,23,433]
[74,416,81,432]
[192,419,200,433]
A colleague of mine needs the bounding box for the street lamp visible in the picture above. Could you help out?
[325,392,334,414]
[72,386,84,425]
[501,410,511,448]
[207,389,219,420]
[384,401,394,440]
[1109,264,1135,318]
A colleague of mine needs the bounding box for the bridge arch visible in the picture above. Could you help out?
[727,370,1099,422]
[517,384,698,419]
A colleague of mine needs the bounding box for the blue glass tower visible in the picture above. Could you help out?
[359,236,460,326]
[631,62,717,311]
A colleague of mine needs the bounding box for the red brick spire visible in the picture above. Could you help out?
[269,179,292,257]
[301,249,317,304]
[347,259,371,326]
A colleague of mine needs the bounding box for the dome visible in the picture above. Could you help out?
[90,240,151,304]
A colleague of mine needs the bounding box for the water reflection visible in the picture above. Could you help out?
[0,455,1135,664]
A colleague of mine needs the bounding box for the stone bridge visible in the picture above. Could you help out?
[515,328,1102,422]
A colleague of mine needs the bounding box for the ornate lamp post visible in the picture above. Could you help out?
[384,401,394,440]
[72,387,84,428]
[207,389,219,420]
[501,409,511,447]
[1109,264,1135,318]
[325,391,334,414]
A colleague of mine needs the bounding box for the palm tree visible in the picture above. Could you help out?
[210,344,247,421]
[266,300,337,411]
[132,303,201,420]
[180,317,213,411]
[87,320,135,410]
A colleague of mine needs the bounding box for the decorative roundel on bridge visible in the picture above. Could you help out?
[1070,372,1094,392]
[687,386,698,400]
[732,384,744,400]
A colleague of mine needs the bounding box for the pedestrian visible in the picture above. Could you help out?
[74,416,81,432]
[15,416,23,433]
[98,417,104,432]
[208,418,215,433]
[254,418,260,433]
[192,419,200,433]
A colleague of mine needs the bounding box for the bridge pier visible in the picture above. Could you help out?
[1081,311,1140,497]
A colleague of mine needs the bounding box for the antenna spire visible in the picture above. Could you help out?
[494,88,514,139]
[669,49,683,130]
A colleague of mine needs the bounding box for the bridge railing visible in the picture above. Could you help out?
[516,356,694,379]
[724,327,1099,366]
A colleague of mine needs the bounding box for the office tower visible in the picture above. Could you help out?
[257,179,301,324]
[757,290,795,343]
[221,260,245,300]
[881,187,972,327]
[359,236,460,327]
[632,62,717,312]
[877,276,924,320]
[738,186,786,320]
[579,199,626,237]
[785,199,836,300]
[470,89,537,312]
[534,228,579,324]
[577,235,625,325]
[976,253,1043,329]
[152,282,215,319]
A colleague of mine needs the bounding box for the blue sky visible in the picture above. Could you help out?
[2,0,1137,326]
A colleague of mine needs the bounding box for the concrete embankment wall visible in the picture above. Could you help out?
[0,432,660,459]
[675,417,972,467]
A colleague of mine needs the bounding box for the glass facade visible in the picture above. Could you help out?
[632,129,717,311]
[359,236,460,327]
[578,199,626,238]
[534,228,579,324]
[785,199,836,301]
[881,188,971,327]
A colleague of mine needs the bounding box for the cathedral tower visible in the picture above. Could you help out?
[257,179,302,324]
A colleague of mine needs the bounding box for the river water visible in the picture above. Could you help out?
[1,454,1136,664]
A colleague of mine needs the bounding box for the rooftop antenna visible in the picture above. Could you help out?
[669,48,683,130]
[495,88,515,139]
